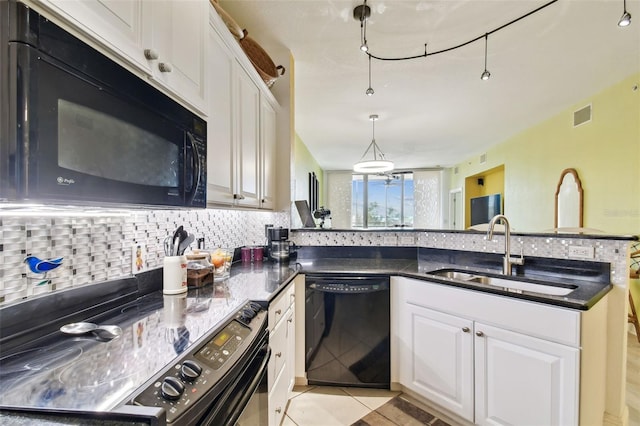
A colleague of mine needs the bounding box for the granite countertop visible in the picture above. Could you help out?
[293,247,612,311]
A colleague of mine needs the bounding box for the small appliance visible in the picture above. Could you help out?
[267,227,293,262]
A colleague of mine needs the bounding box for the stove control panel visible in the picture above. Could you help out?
[130,302,265,424]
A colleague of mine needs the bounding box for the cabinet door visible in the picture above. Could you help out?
[206,18,235,205]
[36,0,149,73]
[235,67,260,207]
[260,98,276,210]
[397,302,474,422]
[474,322,579,426]
[144,0,207,114]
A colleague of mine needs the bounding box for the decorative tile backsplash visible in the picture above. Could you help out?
[291,230,633,288]
[0,208,288,303]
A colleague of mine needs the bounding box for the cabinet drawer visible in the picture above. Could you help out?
[393,277,581,347]
[268,310,288,390]
[269,282,294,331]
[268,364,289,426]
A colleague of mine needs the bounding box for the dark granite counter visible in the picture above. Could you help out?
[294,246,612,311]
[291,228,639,241]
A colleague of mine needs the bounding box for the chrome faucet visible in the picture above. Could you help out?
[487,214,524,275]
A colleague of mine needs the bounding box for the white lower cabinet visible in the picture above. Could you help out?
[397,302,475,421]
[392,276,580,426]
[474,322,578,426]
[268,281,295,426]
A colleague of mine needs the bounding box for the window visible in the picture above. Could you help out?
[351,173,414,228]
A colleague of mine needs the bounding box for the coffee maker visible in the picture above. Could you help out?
[267,227,292,262]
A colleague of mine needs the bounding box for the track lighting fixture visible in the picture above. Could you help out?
[353,114,394,174]
[481,34,491,81]
[353,0,564,91]
[366,55,374,96]
[618,0,632,27]
[354,1,371,52]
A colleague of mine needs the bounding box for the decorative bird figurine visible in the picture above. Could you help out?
[23,255,64,275]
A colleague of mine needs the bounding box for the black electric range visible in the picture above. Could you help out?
[0,284,268,424]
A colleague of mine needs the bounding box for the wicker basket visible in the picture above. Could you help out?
[209,0,244,40]
[239,30,285,88]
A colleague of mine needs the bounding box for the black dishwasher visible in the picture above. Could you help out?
[305,275,390,388]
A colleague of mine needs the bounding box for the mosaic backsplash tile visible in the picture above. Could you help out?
[290,230,633,288]
[0,208,288,304]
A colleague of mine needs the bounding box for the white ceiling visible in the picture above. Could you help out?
[219,0,640,171]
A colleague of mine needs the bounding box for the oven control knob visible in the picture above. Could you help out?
[161,376,185,400]
[241,307,256,320]
[181,360,202,381]
[248,301,262,312]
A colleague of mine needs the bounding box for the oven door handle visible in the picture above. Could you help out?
[198,341,271,426]
[225,344,272,425]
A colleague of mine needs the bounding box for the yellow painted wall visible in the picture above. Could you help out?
[294,133,324,206]
[450,73,640,235]
[464,165,505,228]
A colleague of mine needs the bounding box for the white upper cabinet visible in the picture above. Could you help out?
[206,18,235,204]
[235,67,261,208]
[260,98,277,210]
[142,0,207,114]
[34,0,207,115]
[206,5,280,210]
[35,0,150,73]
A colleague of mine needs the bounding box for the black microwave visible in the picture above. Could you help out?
[0,1,207,208]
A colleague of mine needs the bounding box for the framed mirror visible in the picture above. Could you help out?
[555,168,583,228]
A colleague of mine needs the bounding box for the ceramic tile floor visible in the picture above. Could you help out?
[283,386,399,426]
[283,386,459,426]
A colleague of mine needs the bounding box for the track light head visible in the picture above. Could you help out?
[353,3,371,22]
[618,10,631,27]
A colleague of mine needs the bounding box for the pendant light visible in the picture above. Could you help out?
[618,0,632,27]
[353,115,394,173]
[366,55,374,95]
[481,33,491,80]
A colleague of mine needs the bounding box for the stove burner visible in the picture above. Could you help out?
[0,341,83,377]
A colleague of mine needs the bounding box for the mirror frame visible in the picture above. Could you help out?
[554,168,583,228]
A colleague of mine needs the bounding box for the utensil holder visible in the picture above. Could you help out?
[163,255,188,294]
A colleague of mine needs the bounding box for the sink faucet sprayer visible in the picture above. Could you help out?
[486,215,524,275]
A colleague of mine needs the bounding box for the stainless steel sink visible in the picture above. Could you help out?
[429,269,577,296]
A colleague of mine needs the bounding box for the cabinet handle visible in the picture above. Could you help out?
[276,352,282,358]
[233,193,245,200]
[275,309,282,315]
[288,318,293,323]
[275,407,282,414]
[476,331,484,337]
[144,49,158,60]
[462,327,470,333]
[158,62,172,73]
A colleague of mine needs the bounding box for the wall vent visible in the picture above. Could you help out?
[479,153,487,164]
[454,166,459,174]
[573,104,592,127]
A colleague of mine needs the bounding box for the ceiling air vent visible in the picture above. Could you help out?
[479,153,487,164]
[573,104,592,127]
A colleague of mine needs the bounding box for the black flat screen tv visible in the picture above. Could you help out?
[470,194,502,226]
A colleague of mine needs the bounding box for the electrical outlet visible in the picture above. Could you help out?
[399,236,415,245]
[568,245,595,259]
[383,235,397,246]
